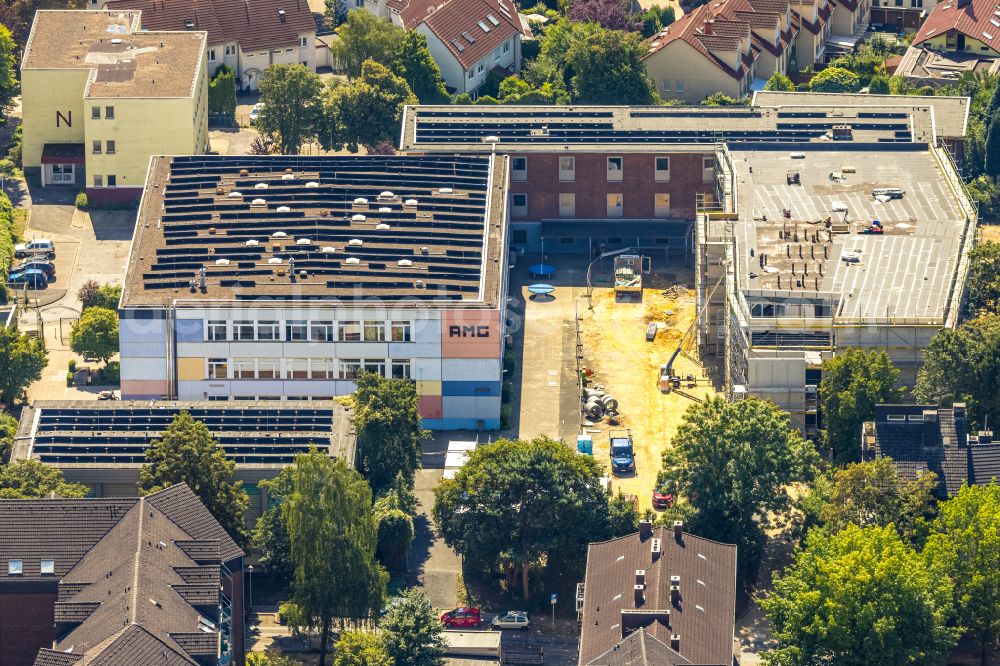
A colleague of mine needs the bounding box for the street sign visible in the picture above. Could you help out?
[550,593,557,604]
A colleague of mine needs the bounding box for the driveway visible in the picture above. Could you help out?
[410,434,462,610]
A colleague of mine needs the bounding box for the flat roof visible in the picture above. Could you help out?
[21,10,205,99]
[400,104,938,153]
[14,401,356,471]
[751,90,970,138]
[896,45,1000,84]
[120,154,507,308]
[726,145,974,323]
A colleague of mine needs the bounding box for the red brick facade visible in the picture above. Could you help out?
[0,583,57,666]
[508,152,716,221]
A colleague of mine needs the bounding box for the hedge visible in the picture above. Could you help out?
[0,192,14,302]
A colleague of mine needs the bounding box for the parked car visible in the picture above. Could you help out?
[249,103,264,126]
[14,239,55,259]
[8,268,48,289]
[97,391,118,400]
[492,611,530,631]
[440,607,483,628]
[17,257,55,278]
[652,487,675,510]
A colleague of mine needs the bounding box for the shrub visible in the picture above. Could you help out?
[68,359,76,372]
[74,192,88,209]
[96,361,120,385]
[0,191,15,302]
[66,372,73,387]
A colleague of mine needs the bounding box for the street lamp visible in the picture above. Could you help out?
[586,247,636,310]
[246,565,254,628]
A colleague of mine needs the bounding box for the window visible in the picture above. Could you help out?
[233,358,256,379]
[391,359,411,379]
[207,395,229,401]
[512,193,527,217]
[362,359,385,376]
[92,140,102,154]
[391,321,412,342]
[503,41,510,53]
[311,320,334,342]
[93,175,103,187]
[363,320,385,342]
[512,156,527,181]
[257,358,280,379]
[559,192,575,218]
[208,358,228,379]
[8,560,22,575]
[654,193,671,217]
[225,44,237,56]
[311,358,336,379]
[607,157,623,181]
[559,156,575,181]
[675,80,684,93]
[340,359,362,380]
[91,106,100,119]
[468,70,475,80]
[512,229,527,244]
[106,140,116,155]
[107,175,117,188]
[702,157,714,182]
[655,156,670,181]
[209,49,217,61]
[660,79,671,93]
[607,193,623,218]
[286,320,308,341]
[285,48,293,53]
[339,320,361,341]
[300,36,308,47]
[207,320,228,341]
[234,320,255,340]
[478,63,485,73]
[257,320,280,340]
[105,106,115,119]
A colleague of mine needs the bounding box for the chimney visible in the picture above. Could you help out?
[635,570,646,586]
[638,519,653,539]
[634,584,645,607]
[651,538,662,561]
[923,409,939,451]
[673,520,684,542]
[198,266,207,291]
[670,575,681,605]
[977,431,993,445]
[670,634,681,652]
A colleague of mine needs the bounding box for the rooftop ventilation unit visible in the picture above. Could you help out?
[250,198,267,208]
[378,206,392,213]
[254,183,268,189]
[348,238,363,246]
[271,231,288,238]
[376,223,391,230]
[215,258,231,265]
[438,187,454,194]
[353,197,368,206]
[228,191,243,198]
[296,238,311,245]
[404,198,418,207]
[377,191,396,200]
[305,181,319,188]
[268,258,282,264]
[111,38,123,44]
[245,239,259,246]
[345,257,361,264]
[398,259,413,267]
[352,214,366,222]
[321,246,336,253]
[277,206,291,212]
[414,279,425,288]
[282,173,294,180]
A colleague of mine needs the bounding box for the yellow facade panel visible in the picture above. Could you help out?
[416,380,442,396]
[176,357,205,381]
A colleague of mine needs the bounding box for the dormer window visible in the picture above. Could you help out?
[40,560,55,575]
[8,560,22,575]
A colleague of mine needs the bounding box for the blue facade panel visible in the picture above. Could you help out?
[175,318,204,342]
[425,417,501,430]
[441,381,501,397]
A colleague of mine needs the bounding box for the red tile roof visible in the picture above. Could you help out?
[914,0,1000,52]
[397,0,528,69]
[105,0,315,52]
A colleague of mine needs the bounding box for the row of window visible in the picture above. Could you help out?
[90,105,115,120]
[511,192,673,219]
[92,174,118,188]
[205,319,413,343]
[92,140,116,155]
[467,41,511,80]
[206,357,411,380]
[8,559,53,575]
[511,156,678,183]
[237,38,310,60]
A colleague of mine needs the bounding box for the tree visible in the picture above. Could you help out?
[639,4,675,38]
[380,588,446,665]
[373,473,418,570]
[764,71,795,91]
[322,61,417,153]
[498,77,567,104]
[352,371,427,493]
[333,631,392,666]
[0,323,47,404]
[208,64,237,118]
[395,31,449,104]
[434,436,612,600]
[808,66,861,93]
[256,64,324,154]
[986,111,1000,178]
[0,406,16,462]
[568,0,640,31]
[70,306,119,364]
[869,74,890,94]
[330,10,403,79]
[139,411,249,545]
[0,459,88,498]
[252,467,295,587]
[608,491,638,537]
[819,348,900,463]
[324,0,348,30]
[923,484,1000,666]
[967,175,1000,222]
[284,451,385,666]
[78,280,121,311]
[701,92,745,105]
[0,23,18,118]
[817,458,937,544]
[246,651,301,666]
[763,524,957,666]
[659,396,818,584]
[965,241,1000,315]
[565,28,658,104]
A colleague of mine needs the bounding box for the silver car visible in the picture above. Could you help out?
[491,611,530,631]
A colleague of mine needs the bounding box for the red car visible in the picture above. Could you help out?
[652,488,675,510]
[440,607,483,628]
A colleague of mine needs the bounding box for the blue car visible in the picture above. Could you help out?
[8,268,48,289]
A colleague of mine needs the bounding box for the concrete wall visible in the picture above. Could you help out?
[20,69,90,169]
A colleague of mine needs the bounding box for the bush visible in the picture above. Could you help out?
[68,359,76,372]
[96,360,120,385]
[74,192,88,209]
[0,192,15,302]
[66,372,73,387]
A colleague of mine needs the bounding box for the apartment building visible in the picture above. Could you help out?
[118,154,510,430]
[643,0,795,103]
[20,11,208,203]
[871,0,935,31]
[105,0,317,90]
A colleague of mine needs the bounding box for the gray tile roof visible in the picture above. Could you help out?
[578,524,737,666]
[586,627,691,665]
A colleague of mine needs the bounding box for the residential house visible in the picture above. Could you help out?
[897,0,1000,83]
[0,484,245,666]
[364,0,530,95]
[105,0,317,90]
[864,404,1000,497]
[20,10,208,203]
[791,0,835,63]
[576,521,737,666]
[871,0,936,32]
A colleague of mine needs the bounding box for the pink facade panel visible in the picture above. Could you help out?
[440,309,502,359]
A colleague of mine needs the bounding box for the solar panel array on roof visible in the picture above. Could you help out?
[30,405,337,466]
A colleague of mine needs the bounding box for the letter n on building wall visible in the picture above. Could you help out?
[56,110,72,128]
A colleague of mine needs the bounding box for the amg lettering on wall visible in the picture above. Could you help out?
[449,325,490,338]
